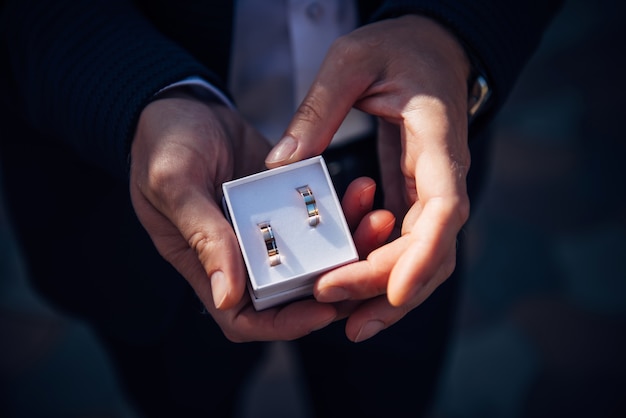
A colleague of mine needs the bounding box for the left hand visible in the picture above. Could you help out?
[265,15,472,342]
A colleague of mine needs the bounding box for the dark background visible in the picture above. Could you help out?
[1,0,625,416]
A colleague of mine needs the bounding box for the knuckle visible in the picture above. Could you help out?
[143,157,189,207]
[220,317,254,343]
[293,95,325,125]
[188,230,227,260]
[330,34,369,63]
[146,159,177,194]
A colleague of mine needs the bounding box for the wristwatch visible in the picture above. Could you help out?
[468,73,491,121]
[464,43,492,123]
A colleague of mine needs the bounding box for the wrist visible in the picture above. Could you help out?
[455,38,492,122]
[408,14,492,122]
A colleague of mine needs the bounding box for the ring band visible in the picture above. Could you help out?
[296,185,320,227]
[259,222,280,266]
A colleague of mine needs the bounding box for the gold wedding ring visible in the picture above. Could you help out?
[259,222,280,266]
[297,185,320,227]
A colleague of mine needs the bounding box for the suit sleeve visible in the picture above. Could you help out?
[372,0,564,129]
[0,0,226,177]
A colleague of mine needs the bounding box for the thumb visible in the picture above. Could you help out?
[265,57,369,168]
[131,181,248,312]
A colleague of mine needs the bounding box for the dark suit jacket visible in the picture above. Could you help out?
[1,0,562,178]
[0,0,562,341]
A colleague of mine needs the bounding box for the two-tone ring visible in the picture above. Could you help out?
[258,186,319,266]
[258,222,280,266]
[296,185,320,227]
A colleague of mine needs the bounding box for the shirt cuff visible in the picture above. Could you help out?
[154,76,235,109]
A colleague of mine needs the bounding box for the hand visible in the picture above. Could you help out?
[129,93,393,342]
[265,15,472,341]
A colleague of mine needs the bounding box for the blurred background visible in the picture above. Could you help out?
[431,0,626,416]
[1,0,625,417]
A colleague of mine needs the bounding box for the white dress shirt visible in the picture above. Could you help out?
[160,0,373,147]
[230,0,372,146]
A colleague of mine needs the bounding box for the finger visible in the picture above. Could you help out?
[351,210,396,259]
[332,300,364,320]
[314,204,450,305]
[386,101,470,306]
[140,181,248,311]
[388,200,462,306]
[342,250,455,343]
[344,295,405,343]
[314,236,410,302]
[340,177,395,257]
[218,299,338,342]
[341,176,376,231]
[178,197,247,311]
[265,41,375,168]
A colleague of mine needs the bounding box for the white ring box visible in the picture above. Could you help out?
[222,156,358,310]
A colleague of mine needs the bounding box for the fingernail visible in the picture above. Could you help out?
[376,218,396,245]
[317,286,350,303]
[359,183,376,209]
[210,270,228,309]
[265,136,297,165]
[354,320,385,343]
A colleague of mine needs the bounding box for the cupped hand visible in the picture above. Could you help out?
[129,93,394,342]
[265,15,473,341]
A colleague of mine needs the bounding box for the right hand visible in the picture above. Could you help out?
[265,15,472,341]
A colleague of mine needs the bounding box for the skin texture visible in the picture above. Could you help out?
[266,15,472,342]
[130,93,395,342]
[130,14,471,343]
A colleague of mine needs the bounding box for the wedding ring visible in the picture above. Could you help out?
[296,185,320,227]
[258,222,280,266]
